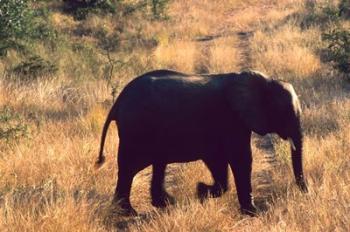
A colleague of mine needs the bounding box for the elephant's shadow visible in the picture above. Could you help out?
[76,187,167,231]
[254,194,273,213]
[103,211,153,231]
[253,184,283,214]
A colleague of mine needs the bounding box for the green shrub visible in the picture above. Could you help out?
[0,107,28,142]
[301,1,341,29]
[30,7,58,42]
[0,0,34,55]
[339,0,350,18]
[63,0,118,20]
[11,56,58,81]
[322,28,350,74]
[0,0,58,55]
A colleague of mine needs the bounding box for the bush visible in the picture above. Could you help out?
[322,28,350,74]
[0,0,58,55]
[0,0,34,55]
[63,0,118,20]
[301,1,341,29]
[30,7,58,42]
[11,56,58,81]
[0,107,28,142]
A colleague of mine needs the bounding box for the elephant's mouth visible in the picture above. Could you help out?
[277,132,288,140]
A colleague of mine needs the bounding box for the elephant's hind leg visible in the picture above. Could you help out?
[197,158,229,201]
[113,166,136,215]
[112,143,146,216]
[151,163,175,208]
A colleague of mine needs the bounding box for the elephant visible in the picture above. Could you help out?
[95,69,308,216]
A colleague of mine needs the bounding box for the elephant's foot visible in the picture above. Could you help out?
[151,192,176,208]
[237,193,257,216]
[112,197,137,216]
[197,182,226,202]
[240,203,257,217]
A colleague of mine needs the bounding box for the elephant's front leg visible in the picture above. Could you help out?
[197,158,228,201]
[229,136,257,216]
[151,163,175,208]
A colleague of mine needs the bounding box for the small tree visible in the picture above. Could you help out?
[323,28,350,74]
[0,0,34,55]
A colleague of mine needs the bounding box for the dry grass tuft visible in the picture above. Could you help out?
[209,37,240,73]
[154,40,197,72]
[251,25,322,78]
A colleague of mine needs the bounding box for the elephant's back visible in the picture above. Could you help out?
[115,69,212,111]
[114,70,224,136]
[117,69,189,101]
[115,69,191,114]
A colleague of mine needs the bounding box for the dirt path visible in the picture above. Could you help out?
[189,5,279,211]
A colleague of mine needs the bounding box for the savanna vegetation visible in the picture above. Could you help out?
[0,0,349,231]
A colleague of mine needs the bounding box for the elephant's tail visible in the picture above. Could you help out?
[95,111,113,169]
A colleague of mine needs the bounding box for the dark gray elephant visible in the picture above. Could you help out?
[95,69,307,216]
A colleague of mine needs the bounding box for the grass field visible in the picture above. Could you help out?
[0,0,349,231]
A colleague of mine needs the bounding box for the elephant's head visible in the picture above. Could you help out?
[226,71,307,192]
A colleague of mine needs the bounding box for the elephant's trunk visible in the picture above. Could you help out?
[290,123,308,192]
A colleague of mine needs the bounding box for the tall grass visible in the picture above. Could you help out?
[0,0,349,231]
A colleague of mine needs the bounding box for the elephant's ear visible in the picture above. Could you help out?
[225,71,270,135]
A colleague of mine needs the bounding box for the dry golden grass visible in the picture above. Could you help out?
[251,25,322,79]
[209,37,240,73]
[51,12,78,31]
[1,0,350,231]
[154,40,197,72]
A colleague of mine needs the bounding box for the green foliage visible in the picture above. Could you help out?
[63,0,119,20]
[0,107,28,142]
[0,0,58,55]
[0,0,34,55]
[339,0,350,18]
[11,56,58,81]
[150,0,169,19]
[322,28,350,74]
[301,1,341,29]
[30,7,58,42]
[302,1,350,78]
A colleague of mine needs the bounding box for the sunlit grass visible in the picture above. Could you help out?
[251,25,322,78]
[0,0,349,231]
[154,40,197,72]
[209,37,240,73]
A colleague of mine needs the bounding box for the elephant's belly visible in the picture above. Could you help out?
[151,132,222,163]
[119,122,233,164]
